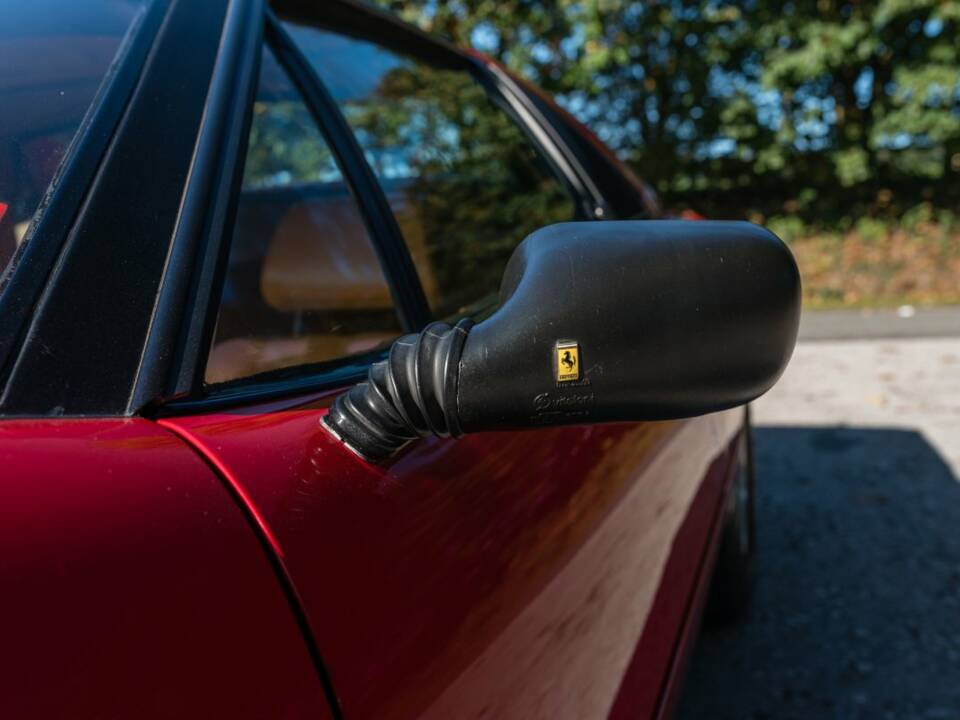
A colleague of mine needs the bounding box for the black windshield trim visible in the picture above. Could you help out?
[0,0,169,393]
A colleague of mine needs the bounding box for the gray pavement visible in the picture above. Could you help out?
[679,337,960,719]
[800,306,960,342]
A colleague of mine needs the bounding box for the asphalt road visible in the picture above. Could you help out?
[679,336,960,720]
[798,306,960,342]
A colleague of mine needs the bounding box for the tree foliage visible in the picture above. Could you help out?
[341,61,575,316]
[375,0,960,225]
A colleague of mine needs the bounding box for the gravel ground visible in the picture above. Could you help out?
[679,338,960,720]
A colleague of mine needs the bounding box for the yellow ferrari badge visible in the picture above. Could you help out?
[555,340,581,382]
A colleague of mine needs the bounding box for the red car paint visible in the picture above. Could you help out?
[610,440,735,720]
[162,394,743,719]
[0,419,331,720]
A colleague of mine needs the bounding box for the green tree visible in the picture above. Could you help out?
[375,0,960,223]
[374,1,754,198]
[752,0,960,215]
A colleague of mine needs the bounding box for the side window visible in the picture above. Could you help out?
[283,22,579,320]
[205,45,403,386]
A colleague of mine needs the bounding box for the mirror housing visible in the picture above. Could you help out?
[324,220,800,461]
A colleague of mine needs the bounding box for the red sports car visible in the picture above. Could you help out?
[0,0,799,718]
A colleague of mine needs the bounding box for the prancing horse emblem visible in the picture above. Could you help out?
[555,340,581,382]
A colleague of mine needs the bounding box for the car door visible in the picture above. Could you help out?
[161,7,743,719]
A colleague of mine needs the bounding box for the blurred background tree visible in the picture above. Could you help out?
[375,0,960,307]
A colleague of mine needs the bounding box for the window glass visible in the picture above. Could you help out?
[205,45,403,386]
[0,0,149,282]
[283,23,578,320]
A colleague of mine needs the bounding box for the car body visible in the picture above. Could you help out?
[0,1,762,718]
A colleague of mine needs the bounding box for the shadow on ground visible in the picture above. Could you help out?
[679,426,960,720]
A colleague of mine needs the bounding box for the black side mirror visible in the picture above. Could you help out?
[324,220,800,461]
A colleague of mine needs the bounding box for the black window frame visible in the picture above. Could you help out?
[0,0,169,405]
[163,2,608,414]
[0,0,243,417]
[277,0,602,221]
[184,15,427,404]
[162,12,431,412]
[0,0,622,418]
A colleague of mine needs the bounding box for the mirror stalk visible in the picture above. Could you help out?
[324,320,474,462]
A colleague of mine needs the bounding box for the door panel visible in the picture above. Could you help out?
[162,398,741,719]
[0,418,332,720]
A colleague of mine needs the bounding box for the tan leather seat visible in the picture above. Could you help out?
[207,181,438,384]
[260,185,438,312]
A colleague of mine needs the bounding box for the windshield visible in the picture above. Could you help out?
[0,0,149,281]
